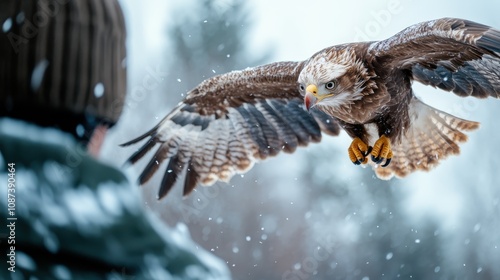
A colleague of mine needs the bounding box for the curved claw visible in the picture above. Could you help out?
[371,155,384,164]
[370,135,393,167]
[363,146,373,157]
[348,137,370,165]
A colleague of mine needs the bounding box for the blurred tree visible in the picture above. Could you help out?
[168,0,270,91]
[295,143,443,279]
[434,102,500,279]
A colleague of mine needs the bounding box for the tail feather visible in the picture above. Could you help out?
[373,97,479,179]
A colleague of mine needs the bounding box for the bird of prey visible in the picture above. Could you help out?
[122,18,500,199]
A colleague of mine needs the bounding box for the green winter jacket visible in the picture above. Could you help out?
[0,118,230,280]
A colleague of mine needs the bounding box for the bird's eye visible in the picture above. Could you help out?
[299,84,305,92]
[325,81,336,90]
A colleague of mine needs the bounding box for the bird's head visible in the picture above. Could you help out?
[298,47,372,112]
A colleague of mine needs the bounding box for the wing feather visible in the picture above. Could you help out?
[227,107,260,169]
[255,101,299,153]
[123,61,341,198]
[246,104,282,157]
[183,160,199,196]
[159,155,182,198]
[286,100,323,142]
[158,126,198,197]
[270,99,319,145]
[138,141,174,185]
[370,18,500,99]
[126,138,157,164]
[235,105,271,159]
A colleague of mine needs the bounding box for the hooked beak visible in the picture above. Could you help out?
[304,84,318,111]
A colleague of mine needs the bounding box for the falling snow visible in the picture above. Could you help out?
[31,60,50,91]
[16,12,25,24]
[93,83,105,98]
[2,17,12,32]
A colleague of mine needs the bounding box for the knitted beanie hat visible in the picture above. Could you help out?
[0,0,127,141]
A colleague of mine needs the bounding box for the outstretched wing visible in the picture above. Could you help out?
[370,18,500,98]
[122,62,340,198]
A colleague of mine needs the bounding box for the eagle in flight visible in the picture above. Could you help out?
[122,18,500,199]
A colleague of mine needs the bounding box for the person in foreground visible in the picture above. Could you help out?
[0,0,230,279]
[123,18,500,199]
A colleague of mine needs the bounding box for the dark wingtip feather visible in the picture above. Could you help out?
[125,138,157,164]
[120,133,151,147]
[120,125,158,147]
[183,161,199,196]
[138,155,163,186]
[157,155,183,199]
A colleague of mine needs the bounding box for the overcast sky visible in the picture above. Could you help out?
[118,0,500,61]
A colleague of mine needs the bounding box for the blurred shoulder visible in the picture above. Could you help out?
[0,117,128,187]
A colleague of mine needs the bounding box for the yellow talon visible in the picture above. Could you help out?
[371,135,393,167]
[348,137,371,165]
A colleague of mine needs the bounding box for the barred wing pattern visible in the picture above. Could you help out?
[122,62,340,198]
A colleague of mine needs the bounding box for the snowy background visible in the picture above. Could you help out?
[102,0,500,279]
